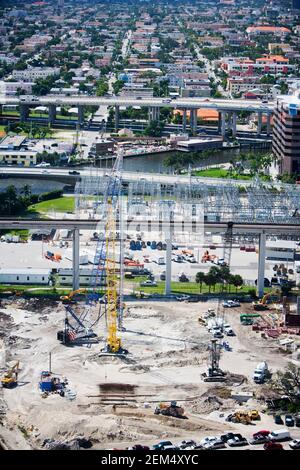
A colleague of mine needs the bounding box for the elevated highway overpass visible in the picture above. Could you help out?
[0,217,299,296]
[0,94,274,137]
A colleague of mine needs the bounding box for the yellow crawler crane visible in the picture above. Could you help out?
[104,197,122,354]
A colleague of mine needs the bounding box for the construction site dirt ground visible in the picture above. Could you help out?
[0,298,300,450]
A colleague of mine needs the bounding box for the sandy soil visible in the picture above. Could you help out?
[0,298,299,450]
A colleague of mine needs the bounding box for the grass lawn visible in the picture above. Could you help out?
[28,197,75,214]
[192,168,252,180]
[128,279,256,296]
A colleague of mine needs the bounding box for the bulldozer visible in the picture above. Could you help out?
[226,411,251,424]
[154,401,187,419]
[1,361,20,388]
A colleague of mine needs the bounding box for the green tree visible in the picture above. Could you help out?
[196,272,206,293]
[96,79,109,96]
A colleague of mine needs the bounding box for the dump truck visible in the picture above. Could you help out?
[154,401,187,419]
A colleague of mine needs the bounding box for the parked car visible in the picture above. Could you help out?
[140,280,157,287]
[227,434,248,447]
[176,294,190,302]
[223,300,240,308]
[176,439,197,449]
[289,439,300,449]
[152,440,173,450]
[202,439,226,450]
[223,324,235,336]
[69,170,80,175]
[216,258,227,266]
[253,430,270,439]
[264,441,284,450]
[274,415,284,425]
[295,416,300,427]
[127,445,150,450]
[199,436,218,447]
[250,435,270,445]
[285,415,295,427]
[220,433,235,443]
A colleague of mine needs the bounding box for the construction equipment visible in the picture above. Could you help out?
[201,250,217,263]
[39,371,68,396]
[60,289,87,303]
[57,150,127,353]
[252,293,271,310]
[1,361,20,388]
[223,222,234,267]
[249,410,261,421]
[45,251,62,262]
[226,411,252,425]
[154,401,186,419]
[202,339,226,382]
[240,313,261,325]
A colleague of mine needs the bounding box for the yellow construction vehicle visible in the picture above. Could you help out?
[227,411,251,424]
[249,410,261,421]
[60,289,87,303]
[252,293,271,311]
[1,361,20,388]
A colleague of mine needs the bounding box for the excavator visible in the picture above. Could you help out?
[252,290,280,311]
[1,361,20,388]
[60,289,87,303]
[252,293,272,311]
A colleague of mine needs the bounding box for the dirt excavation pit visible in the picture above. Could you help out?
[0,298,295,449]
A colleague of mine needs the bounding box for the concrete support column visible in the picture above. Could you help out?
[257,231,266,298]
[148,106,160,123]
[266,113,271,136]
[165,238,172,296]
[182,108,187,132]
[190,108,198,134]
[115,105,119,131]
[78,105,84,127]
[218,111,222,134]
[48,104,56,125]
[221,111,226,138]
[19,104,29,123]
[232,112,237,138]
[227,112,232,131]
[257,112,262,135]
[72,228,80,290]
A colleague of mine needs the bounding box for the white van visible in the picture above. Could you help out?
[268,429,291,441]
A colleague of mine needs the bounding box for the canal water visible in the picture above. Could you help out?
[97,143,271,174]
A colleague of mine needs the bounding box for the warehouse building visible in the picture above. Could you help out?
[0,268,52,285]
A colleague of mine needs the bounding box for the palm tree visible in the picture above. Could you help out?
[196,272,206,293]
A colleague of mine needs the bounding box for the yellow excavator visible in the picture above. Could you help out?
[60,289,86,303]
[1,361,20,388]
[253,290,281,311]
[252,293,271,311]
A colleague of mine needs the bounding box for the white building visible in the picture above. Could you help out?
[0,80,34,95]
[12,67,60,81]
[0,268,51,285]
